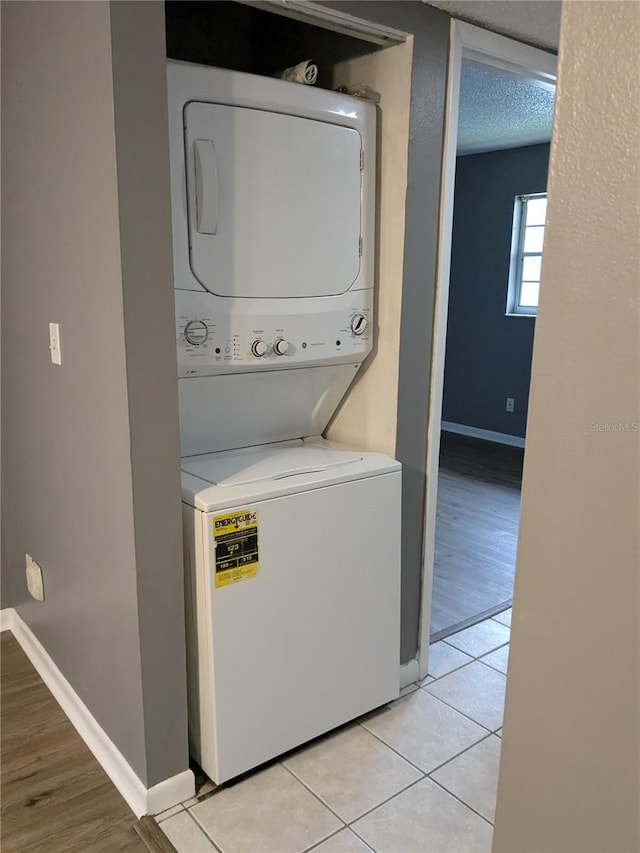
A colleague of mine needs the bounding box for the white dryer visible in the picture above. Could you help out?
[167,60,401,784]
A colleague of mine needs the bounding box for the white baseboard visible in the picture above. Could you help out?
[0,607,17,632]
[0,607,194,817]
[441,421,525,449]
[146,770,196,816]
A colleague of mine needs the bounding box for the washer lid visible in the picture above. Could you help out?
[181,443,362,487]
[181,439,401,511]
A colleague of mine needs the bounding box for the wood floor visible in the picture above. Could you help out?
[0,631,149,852]
[431,431,524,641]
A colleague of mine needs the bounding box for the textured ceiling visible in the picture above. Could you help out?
[457,61,555,155]
[423,0,561,51]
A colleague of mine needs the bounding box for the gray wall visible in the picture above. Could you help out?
[493,2,640,849]
[442,144,549,438]
[1,0,189,788]
[110,0,190,787]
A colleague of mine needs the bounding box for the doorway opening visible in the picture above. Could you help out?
[420,24,557,655]
[431,59,554,641]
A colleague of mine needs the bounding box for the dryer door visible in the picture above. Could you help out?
[184,102,363,299]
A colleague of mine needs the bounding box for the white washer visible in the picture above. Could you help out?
[182,438,401,783]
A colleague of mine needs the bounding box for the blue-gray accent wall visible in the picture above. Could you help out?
[442,143,550,438]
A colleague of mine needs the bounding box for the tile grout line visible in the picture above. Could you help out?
[362,712,494,777]
[345,775,428,830]
[418,683,496,733]
[427,774,496,828]
[280,760,349,828]
[437,615,510,653]
[155,804,186,823]
[478,658,509,676]
[418,684,503,734]
[358,686,499,783]
[490,615,512,628]
[423,730,496,778]
[422,658,474,682]
[350,723,502,819]
[282,732,449,843]
[343,764,496,841]
[441,638,510,661]
[477,641,510,657]
[348,820,379,851]
[424,651,509,686]
[183,804,225,852]
[474,657,510,675]
[356,722,431,777]
[302,825,354,853]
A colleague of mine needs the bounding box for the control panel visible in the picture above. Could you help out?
[175,291,373,378]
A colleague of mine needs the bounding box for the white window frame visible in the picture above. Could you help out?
[506,192,547,316]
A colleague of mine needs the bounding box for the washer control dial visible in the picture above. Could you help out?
[273,338,290,356]
[184,320,209,346]
[251,340,268,358]
[351,314,368,336]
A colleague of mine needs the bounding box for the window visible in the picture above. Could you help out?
[506,193,547,316]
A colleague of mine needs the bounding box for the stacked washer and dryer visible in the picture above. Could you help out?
[167,59,402,784]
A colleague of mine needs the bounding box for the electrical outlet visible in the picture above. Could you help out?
[25,554,45,601]
[506,397,515,413]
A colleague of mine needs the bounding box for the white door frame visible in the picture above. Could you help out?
[416,21,557,679]
[238,0,409,45]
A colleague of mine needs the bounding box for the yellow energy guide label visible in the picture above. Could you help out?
[212,509,259,588]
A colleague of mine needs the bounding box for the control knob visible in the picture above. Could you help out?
[251,340,268,358]
[184,320,209,346]
[351,314,368,336]
[273,338,290,356]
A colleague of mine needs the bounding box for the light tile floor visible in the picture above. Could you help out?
[158,610,511,853]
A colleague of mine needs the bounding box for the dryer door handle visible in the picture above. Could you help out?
[194,139,218,235]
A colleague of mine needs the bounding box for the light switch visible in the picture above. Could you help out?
[26,554,45,601]
[49,322,62,365]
